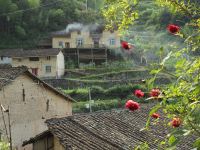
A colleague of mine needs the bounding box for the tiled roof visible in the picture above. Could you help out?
[0,66,27,89]
[0,49,61,58]
[0,66,74,102]
[46,103,196,150]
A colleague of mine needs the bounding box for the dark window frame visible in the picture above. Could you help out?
[29,57,39,61]
[45,66,51,73]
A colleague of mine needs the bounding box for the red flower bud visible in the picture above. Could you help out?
[150,88,161,97]
[121,41,130,50]
[167,24,180,34]
[134,90,144,98]
[151,113,160,119]
[171,117,181,127]
[125,100,140,111]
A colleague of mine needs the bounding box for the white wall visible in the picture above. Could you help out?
[56,51,65,78]
[0,57,12,64]
[0,74,72,150]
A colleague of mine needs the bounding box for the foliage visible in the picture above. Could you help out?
[103,0,200,149]
[72,99,127,113]
[64,84,146,102]
[0,141,9,150]
[0,0,103,48]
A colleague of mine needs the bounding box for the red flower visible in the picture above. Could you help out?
[125,100,140,111]
[121,41,131,50]
[150,88,161,97]
[151,113,160,119]
[134,90,144,98]
[171,118,181,127]
[167,24,180,34]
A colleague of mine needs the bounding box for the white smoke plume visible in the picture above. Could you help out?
[66,23,83,33]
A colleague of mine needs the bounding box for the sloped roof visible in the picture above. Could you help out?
[0,49,61,58]
[0,66,74,102]
[45,103,196,150]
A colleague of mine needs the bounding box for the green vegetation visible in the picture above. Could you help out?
[0,0,103,49]
[103,0,200,149]
[0,141,9,150]
[64,84,147,101]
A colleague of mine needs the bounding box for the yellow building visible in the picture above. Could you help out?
[1,49,65,78]
[0,66,74,150]
[52,27,121,49]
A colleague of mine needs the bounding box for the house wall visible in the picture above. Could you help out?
[100,30,121,48]
[0,74,72,150]
[56,51,65,78]
[0,57,12,64]
[52,30,120,49]
[54,137,65,150]
[12,56,57,78]
[52,31,94,48]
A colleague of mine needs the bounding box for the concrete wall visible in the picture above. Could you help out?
[56,51,65,78]
[52,30,120,49]
[0,74,72,150]
[12,56,57,78]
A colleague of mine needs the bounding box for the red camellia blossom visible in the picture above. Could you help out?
[125,100,140,111]
[121,41,131,50]
[171,118,181,127]
[151,113,160,119]
[167,24,180,34]
[134,90,144,98]
[150,88,161,97]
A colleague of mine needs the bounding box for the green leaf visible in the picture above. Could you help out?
[193,138,200,149]
[168,135,176,146]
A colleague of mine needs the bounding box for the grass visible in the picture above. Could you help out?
[72,99,126,113]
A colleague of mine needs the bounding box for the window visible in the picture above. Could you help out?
[109,38,115,45]
[29,57,39,61]
[18,58,22,62]
[58,41,63,47]
[1,56,3,60]
[47,56,51,60]
[45,66,51,73]
[65,42,70,48]
[76,38,83,47]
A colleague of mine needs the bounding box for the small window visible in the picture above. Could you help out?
[65,42,70,48]
[47,56,51,60]
[45,66,51,73]
[29,57,39,61]
[18,58,22,62]
[77,31,81,35]
[76,38,83,47]
[58,41,63,47]
[1,56,4,60]
[109,39,115,45]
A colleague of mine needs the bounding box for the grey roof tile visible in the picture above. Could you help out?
[46,103,196,150]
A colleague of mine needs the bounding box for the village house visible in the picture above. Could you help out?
[0,49,65,78]
[50,24,121,66]
[51,25,120,49]
[0,49,22,64]
[23,103,195,150]
[0,66,74,150]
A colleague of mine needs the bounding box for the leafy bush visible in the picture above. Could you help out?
[90,86,106,99]
[0,141,9,150]
[106,84,146,99]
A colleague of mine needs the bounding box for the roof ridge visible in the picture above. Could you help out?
[68,118,125,150]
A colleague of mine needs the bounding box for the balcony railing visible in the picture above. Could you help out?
[76,44,107,49]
